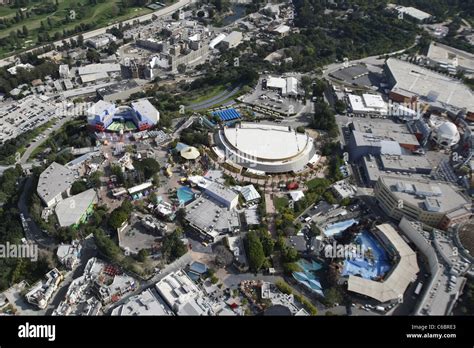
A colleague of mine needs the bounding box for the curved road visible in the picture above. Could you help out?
[19,115,74,165]
[18,177,57,250]
[189,85,241,111]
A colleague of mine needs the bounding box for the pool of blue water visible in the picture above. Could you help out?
[323,218,358,237]
[177,186,195,204]
[341,230,392,280]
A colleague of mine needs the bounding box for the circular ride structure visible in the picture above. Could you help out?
[215,123,317,174]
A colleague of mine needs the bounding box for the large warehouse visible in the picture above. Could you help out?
[87,99,160,132]
[385,58,474,116]
[215,123,317,173]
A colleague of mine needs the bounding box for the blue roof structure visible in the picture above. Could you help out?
[174,142,189,152]
[211,108,241,121]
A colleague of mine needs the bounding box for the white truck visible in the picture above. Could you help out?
[415,282,423,295]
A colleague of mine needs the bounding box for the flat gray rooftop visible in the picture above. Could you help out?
[387,58,474,112]
[380,154,431,172]
[37,162,75,205]
[185,195,239,234]
[351,119,420,146]
[427,42,474,72]
[55,189,97,227]
[381,176,470,213]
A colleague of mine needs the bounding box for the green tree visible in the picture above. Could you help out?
[282,246,299,263]
[283,262,302,275]
[88,170,103,189]
[86,49,100,63]
[245,231,265,272]
[177,64,186,74]
[334,100,347,114]
[70,180,87,195]
[324,287,343,307]
[134,158,161,180]
[175,208,186,226]
[93,228,121,260]
[137,249,149,262]
[162,230,187,262]
[108,208,129,229]
[257,230,274,257]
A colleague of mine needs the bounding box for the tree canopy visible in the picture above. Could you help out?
[245,231,266,272]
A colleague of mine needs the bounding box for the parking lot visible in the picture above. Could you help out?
[330,63,384,89]
[0,96,57,144]
[118,214,164,256]
[241,78,305,118]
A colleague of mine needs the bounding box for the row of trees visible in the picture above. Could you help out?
[308,78,339,137]
[0,2,57,31]
[322,142,345,182]
[244,230,275,272]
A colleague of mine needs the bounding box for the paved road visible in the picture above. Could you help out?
[0,0,194,67]
[189,85,242,111]
[18,177,57,250]
[20,115,74,165]
[0,113,77,175]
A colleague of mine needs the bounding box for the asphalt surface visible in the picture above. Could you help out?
[189,85,242,111]
[19,116,72,165]
[0,114,74,174]
[18,177,57,250]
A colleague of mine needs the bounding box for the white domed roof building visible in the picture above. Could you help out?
[215,123,317,174]
[431,121,460,148]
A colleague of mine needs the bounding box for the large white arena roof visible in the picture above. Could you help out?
[223,124,308,160]
[217,123,316,173]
